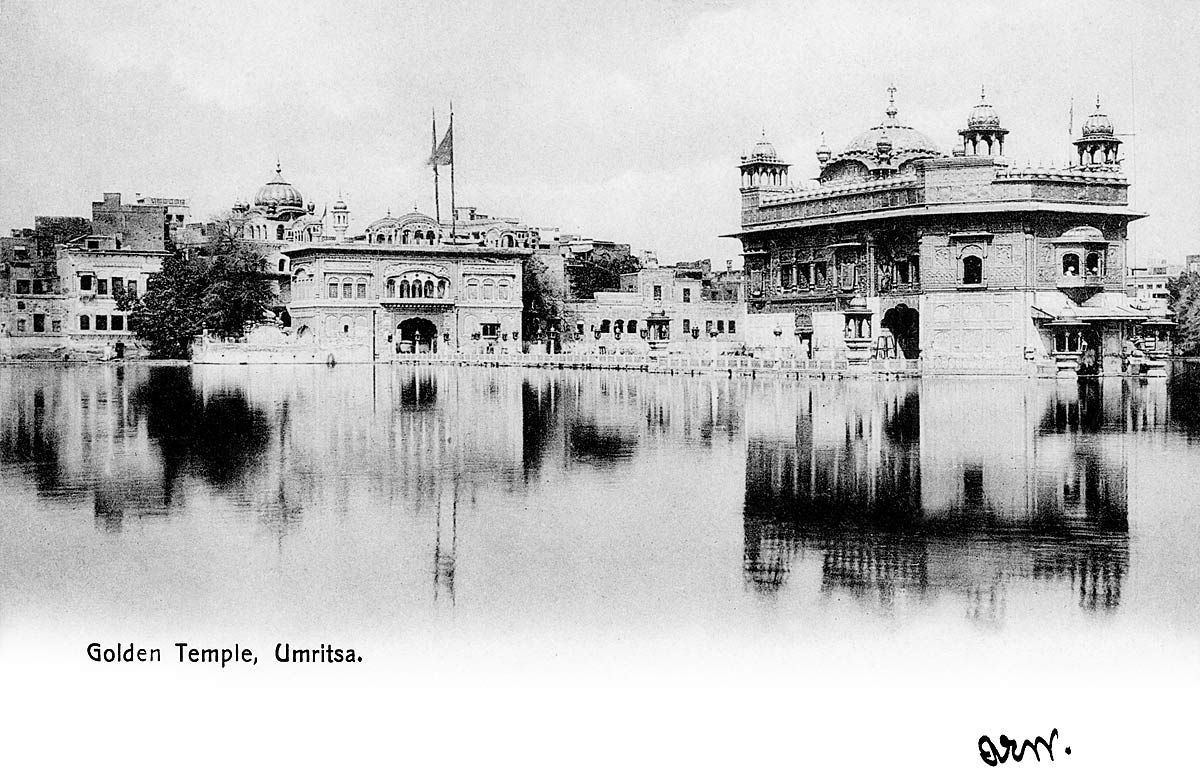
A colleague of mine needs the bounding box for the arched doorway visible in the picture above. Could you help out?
[881,304,920,359]
[397,318,438,354]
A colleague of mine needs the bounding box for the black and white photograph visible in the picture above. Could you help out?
[1,0,1197,773]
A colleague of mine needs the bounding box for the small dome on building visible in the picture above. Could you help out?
[967,87,1002,129]
[816,132,832,164]
[1081,96,1115,138]
[875,130,893,156]
[751,133,778,161]
[254,162,304,210]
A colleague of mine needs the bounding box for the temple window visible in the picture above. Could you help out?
[386,279,395,297]
[357,282,367,299]
[614,320,624,335]
[499,280,510,300]
[627,319,637,333]
[780,264,793,288]
[962,255,983,285]
[80,275,93,292]
[95,315,108,331]
[1085,252,1101,275]
[483,279,495,300]
[683,287,692,302]
[599,319,611,333]
[328,281,338,298]
[422,280,432,297]
[682,318,690,335]
[276,225,285,240]
[279,259,286,272]
[79,315,90,331]
[413,281,423,298]
[342,282,353,298]
[653,285,662,301]
[437,280,447,297]
[399,280,410,298]
[717,320,725,333]
[466,279,478,299]
[1062,253,1080,276]
[728,320,736,334]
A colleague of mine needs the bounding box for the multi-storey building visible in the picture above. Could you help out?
[283,242,526,358]
[0,217,91,352]
[562,263,745,355]
[1128,260,1178,304]
[59,232,168,356]
[731,88,1162,375]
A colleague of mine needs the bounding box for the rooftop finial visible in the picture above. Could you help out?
[275,156,281,176]
[1096,93,1102,110]
[981,84,987,102]
[886,84,897,119]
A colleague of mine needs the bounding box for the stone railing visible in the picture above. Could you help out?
[392,351,923,377]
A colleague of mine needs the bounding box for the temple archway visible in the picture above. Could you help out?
[397,317,438,354]
[881,304,920,359]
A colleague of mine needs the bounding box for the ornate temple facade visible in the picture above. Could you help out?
[732,89,1168,376]
[283,242,526,358]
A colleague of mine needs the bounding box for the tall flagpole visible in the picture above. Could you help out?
[449,102,456,241]
[432,108,441,228]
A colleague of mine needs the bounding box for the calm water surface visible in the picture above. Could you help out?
[3,363,1200,681]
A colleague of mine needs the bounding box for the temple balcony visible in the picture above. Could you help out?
[1056,273,1105,291]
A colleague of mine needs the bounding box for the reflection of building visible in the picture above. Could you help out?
[732,88,1165,375]
[283,243,525,356]
[742,379,1131,620]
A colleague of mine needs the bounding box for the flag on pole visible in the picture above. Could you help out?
[429,125,453,167]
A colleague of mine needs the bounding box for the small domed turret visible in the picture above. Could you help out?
[1081,96,1116,138]
[816,132,832,166]
[1072,95,1122,171]
[738,129,790,191]
[875,129,893,158]
[959,87,1008,156]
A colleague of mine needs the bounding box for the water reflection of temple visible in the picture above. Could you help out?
[743,379,1135,621]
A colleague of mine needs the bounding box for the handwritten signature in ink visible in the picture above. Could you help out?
[978,728,1071,766]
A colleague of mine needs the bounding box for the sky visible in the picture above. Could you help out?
[1,0,1197,266]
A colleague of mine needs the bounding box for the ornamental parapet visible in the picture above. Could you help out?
[995,165,1127,184]
[760,174,921,205]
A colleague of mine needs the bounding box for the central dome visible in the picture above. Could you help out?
[838,89,940,159]
[843,123,940,157]
[254,162,304,210]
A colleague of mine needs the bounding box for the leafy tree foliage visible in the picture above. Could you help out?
[522,253,565,340]
[567,251,642,300]
[116,218,274,358]
[1168,272,1200,355]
